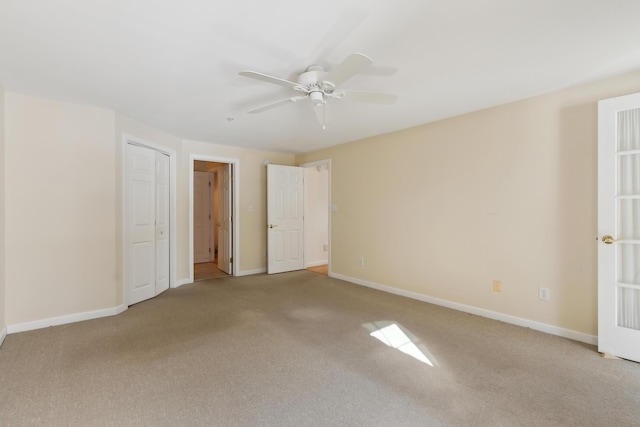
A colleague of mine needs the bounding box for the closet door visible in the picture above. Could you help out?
[126,144,171,305]
[155,152,170,295]
[126,144,156,305]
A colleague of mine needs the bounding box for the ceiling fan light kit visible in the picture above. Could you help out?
[239,53,397,129]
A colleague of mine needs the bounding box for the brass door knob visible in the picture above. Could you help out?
[602,235,616,244]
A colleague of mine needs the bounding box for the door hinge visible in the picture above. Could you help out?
[208,248,211,253]
[209,181,211,187]
[209,214,211,220]
[230,257,233,263]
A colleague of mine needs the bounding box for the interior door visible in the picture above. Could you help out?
[155,151,170,295]
[267,164,304,274]
[218,163,232,274]
[194,171,212,263]
[598,92,640,362]
[126,144,156,305]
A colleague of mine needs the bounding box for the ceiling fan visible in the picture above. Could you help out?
[239,53,397,129]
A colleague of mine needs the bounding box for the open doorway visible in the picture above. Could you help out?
[303,161,330,275]
[193,160,232,281]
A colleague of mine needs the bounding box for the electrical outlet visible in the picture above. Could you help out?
[493,280,502,292]
[539,287,550,301]
[358,257,365,266]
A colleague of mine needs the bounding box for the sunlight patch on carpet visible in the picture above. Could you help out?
[364,321,437,367]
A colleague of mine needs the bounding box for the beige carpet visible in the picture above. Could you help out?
[1,271,639,426]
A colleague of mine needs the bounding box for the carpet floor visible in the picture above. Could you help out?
[1,271,639,426]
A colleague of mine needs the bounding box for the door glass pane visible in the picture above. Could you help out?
[617,286,640,330]
[615,108,640,332]
[618,199,640,239]
[618,244,640,285]
[617,108,640,151]
[618,154,640,195]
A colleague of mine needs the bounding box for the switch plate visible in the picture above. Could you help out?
[493,280,502,292]
[358,257,365,266]
[539,287,550,301]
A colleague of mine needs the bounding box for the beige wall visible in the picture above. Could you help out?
[0,84,6,336]
[181,140,295,273]
[5,93,117,324]
[2,97,295,325]
[296,71,640,336]
[4,71,639,334]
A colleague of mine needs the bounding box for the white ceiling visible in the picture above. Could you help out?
[1,0,639,154]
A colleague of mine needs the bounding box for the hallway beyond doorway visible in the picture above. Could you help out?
[194,261,228,281]
[306,264,328,275]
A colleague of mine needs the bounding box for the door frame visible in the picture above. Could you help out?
[189,154,240,281]
[299,159,331,275]
[122,134,178,305]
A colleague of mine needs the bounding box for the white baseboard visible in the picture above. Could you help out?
[7,304,128,334]
[174,278,192,288]
[237,268,266,276]
[305,260,329,268]
[0,326,6,347]
[330,273,598,346]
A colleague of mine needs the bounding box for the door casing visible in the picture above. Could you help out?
[189,154,239,281]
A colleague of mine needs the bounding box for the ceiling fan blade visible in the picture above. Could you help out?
[248,98,295,114]
[340,91,398,104]
[322,53,373,88]
[239,71,300,89]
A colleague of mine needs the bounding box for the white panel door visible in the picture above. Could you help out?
[598,92,640,362]
[126,144,156,305]
[194,171,212,263]
[218,164,232,274]
[267,164,304,274]
[155,151,170,295]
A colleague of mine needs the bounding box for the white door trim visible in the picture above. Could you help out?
[122,134,177,305]
[299,159,331,275]
[188,154,240,282]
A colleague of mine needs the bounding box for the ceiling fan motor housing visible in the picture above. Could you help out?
[298,68,328,88]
